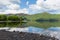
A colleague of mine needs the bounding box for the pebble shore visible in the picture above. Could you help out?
[0,30,59,40]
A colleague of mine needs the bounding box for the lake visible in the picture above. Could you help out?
[0,21,60,28]
[0,21,60,40]
[0,26,60,40]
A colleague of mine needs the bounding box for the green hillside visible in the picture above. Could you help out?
[25,12,60,21]
[24,12,60,28]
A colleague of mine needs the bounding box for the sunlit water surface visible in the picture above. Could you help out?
[0,27,60,40]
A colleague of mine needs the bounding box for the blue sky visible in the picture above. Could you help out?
[20,0,36,8]
[0,0,60,14]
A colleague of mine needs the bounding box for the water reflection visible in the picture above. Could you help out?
[0,26,60,40]
[0,21,60,40]
[27,27,44,33]
[26,21,60,28]
[0,22,27,27]
[0,21,60,28]
[0,22,6,27]
[48,27,60,31]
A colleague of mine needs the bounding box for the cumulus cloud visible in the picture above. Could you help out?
[7,4,20,10]
[0,0,20,11]
[0,8,28,14]
[36,0,60,10]
[28,0,43,14]
[0,0,28,14]
[29,0,60,14]
[44,0,60,10]
[0,0,20,5]
[0,0,60,14]
[36,0,44,6]
[29,0,43,10]
[0,0,11,5]
[29,4,42,10]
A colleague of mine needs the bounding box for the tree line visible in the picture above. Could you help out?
[0,15,25,21]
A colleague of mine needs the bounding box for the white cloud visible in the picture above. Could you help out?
[36,0,60,10]
[20,8,28,13]
[36,0,44,6]
[28,0,43,14]
[0,8,28,14]
[29,0,43,10]
[0,0,21,10]
[28,0,60,14]
[7,4,20,10]
[0,0,60,14]
[0,0,20,5]
[0,0,28,14]
[44,0,60,10]
[0,0,11,5]
[29,4,42,10]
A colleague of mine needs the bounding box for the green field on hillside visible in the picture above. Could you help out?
[25,12,60,21]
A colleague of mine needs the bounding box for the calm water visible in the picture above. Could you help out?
[0,26,60,40]
[0,21,60,40]
[0,21,60,28]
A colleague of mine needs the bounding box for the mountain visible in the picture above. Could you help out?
[6,13,29,16]
[25,12,60,21]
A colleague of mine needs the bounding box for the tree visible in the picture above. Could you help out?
[8,15,20,21]
[0,15,7,21]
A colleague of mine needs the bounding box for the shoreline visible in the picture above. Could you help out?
[0,30,58,40]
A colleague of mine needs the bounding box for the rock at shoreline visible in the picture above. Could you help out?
[0,30,59,40]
